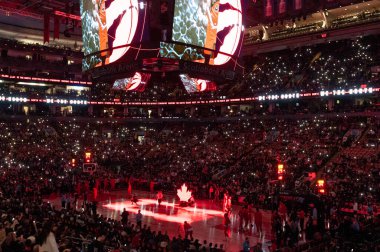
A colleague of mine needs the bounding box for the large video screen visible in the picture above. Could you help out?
[179,74,217,93]
[167,0,243,65]
[80,0,142,71]
[112,72,151,92]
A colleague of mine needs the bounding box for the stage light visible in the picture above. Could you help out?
[277,163,284,181]
[317,179,326,194]
[317,179,325,187]
[278,164,284,173]
[85,151,92,163]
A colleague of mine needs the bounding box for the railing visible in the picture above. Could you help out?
[244,10,380,45]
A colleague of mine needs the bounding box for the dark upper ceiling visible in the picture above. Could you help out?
[0,0,80,19]
[0,0,82,46]
[1,0,374,25]
[0,0,376,47]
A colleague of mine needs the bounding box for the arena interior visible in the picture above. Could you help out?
[0,0,379,251]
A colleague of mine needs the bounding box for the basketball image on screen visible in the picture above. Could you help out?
[105,0,139,64]
[169,0,242,65]
[80,0,141,71]
[172,0,210,48]
[80,0,106,70]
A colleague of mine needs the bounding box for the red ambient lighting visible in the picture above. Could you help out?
[54,11,81,21]
[104,198,224,224]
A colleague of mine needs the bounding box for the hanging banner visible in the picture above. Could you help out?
[278,0,287,14]
[54,15,60,40]
[44,13,50,43]
[264,0,274,17]
[294,0,303,10]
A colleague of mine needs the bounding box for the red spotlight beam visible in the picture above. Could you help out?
[104,198,225,224]
[0,5,42,19]
[54,11,81,21]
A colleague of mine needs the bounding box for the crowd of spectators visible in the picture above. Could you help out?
[0,20,378,252]
[242,35,379,96]
[0,33,378,105]
[0,195,230,252]
[321,120,379,214]
[0,114,378,251]
[0,56,83,80]
[0,38,84,82]
[0,116,362,199]
[90,34,380,102]
[0,39,82,56]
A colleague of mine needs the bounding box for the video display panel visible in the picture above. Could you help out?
[179,74,217,93]
[80,0,142,71]
[113,72,151,92]
[168,0,243,65]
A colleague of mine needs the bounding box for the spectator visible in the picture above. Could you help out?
[243,237,250,252]
[254,208,263,237]
[136,210,143,229]
[184,221,193,240]
[37,222,59,252]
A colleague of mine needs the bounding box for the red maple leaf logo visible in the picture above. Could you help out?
[177,183,192,202]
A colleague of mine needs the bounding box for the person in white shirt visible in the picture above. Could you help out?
[37,222,59,252]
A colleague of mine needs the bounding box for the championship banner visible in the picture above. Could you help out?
[293,0,303,10]
[278,0,287,14]
[264,0,274,17]
[54,15,60,40]
[44,13,50,44]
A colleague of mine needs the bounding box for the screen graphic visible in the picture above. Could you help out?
[179,74,217,93]
[169,0,243,65]
[80,0,141,71]
[113,72,151,92]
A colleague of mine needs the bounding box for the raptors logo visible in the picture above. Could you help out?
[210,0,243,65]
[179,74,217,93]
[113,72,151,92]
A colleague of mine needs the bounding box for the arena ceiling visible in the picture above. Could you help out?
[0,0,79,19]
[0,0,376,47]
